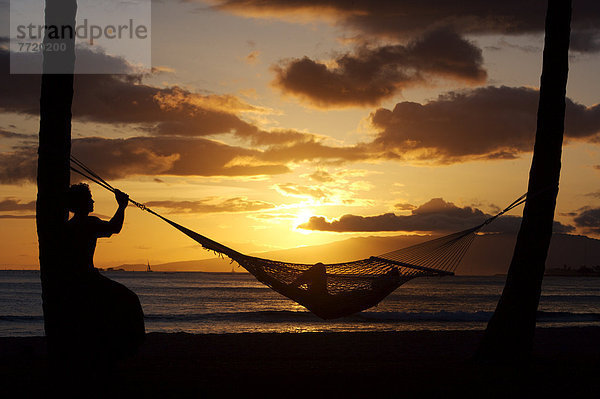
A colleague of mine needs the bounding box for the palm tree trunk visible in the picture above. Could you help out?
[37,0,77,348]
[476,0,571,362]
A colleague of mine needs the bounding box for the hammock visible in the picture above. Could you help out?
[70,155,526,319]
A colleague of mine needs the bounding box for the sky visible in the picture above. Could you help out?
[1,0,600,269]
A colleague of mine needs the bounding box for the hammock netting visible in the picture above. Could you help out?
[70,155,526,319]
[152,215,482,319]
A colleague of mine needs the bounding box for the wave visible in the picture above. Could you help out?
[2,311,599,326]
[0,315,44,322]
[539,295,600,302]
[141,310,600,324]
[536,311,600,323]
[137,286,270,294]
[356,311,493,322]
[144,310,318,323]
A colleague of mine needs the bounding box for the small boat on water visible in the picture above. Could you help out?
[146,261,153,272]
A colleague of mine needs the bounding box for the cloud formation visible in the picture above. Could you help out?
[260,140,371,164]
[0,198,36,212]
[2,48,377,183]
[0,49,317,147]
[308,170,335,183]
[3,83,600,185]
[299,197,575,234]
[395,203,416,211]
[573,208,600,234]
[0,146,37,184]
[0,198,36,220]
[9,44,146,75]
[0,131,378,184]
[0,136,291,184]
[71,136,297,179]
[3,41,600,188]
[144,197,274,214]
[275,183,331,201]
[0,130,35,140]
[370,86,600,163]
[273,28,486,107]
[3,85,599,184]
[212,0,600,53]
[0,214,35,219]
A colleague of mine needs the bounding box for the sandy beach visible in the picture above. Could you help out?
[1,327,599,398]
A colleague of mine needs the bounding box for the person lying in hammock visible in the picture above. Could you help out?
[267,262,403,319]
[289,262,328,297]
[289,263,402,295]
[60,183,145,369]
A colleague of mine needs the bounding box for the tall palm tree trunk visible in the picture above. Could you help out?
[37,0,77,348]
[477,0,571,362]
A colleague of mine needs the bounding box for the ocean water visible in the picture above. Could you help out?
[1,270,599,337]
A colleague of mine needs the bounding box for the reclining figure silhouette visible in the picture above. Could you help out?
[253,261,402,319]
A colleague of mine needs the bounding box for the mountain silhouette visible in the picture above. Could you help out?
[114,233,600,275]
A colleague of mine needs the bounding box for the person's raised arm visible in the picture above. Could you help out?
[106,189,129,235]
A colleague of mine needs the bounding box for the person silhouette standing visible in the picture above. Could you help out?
[62,183,145,372]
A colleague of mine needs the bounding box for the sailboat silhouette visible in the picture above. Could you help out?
[146,261,153,273]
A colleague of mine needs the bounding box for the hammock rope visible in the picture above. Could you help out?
[69,155,527,319]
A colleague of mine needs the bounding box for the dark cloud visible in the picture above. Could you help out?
[0,49,318,146]
[0,195,36,219]
[2,49,363,182]
[299,197,575,234]
[3,85,599,185]
[370,86,600,163]
[8,46,137,74]
[573,207,600,234]
[0,146,37,184]
[0,130,375,184]
[569,28,600,53]
[144,197,274,214]
[213,0,600,53]
[586,189,600,198]
[71,136,294,180]
[0,214,35,219]
[273,28,486,107]
[0,130,35,140]
[395,203,416,211]
[0,136,291,184]
[3,83,599,183]
[0,198,36,212]
[2,48,599,185]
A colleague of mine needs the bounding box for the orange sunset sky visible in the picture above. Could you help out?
[1,1,600,269]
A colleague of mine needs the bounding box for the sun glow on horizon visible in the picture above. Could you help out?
[293,208,316,233]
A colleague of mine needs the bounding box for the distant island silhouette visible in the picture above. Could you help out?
[98,232,600,275]
[545,265,600,277]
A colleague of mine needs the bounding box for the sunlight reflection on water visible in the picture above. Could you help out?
[1,271,599,336]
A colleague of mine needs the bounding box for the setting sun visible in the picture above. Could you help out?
[293,208,316,232]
